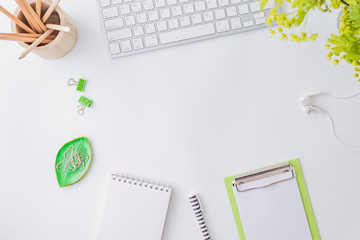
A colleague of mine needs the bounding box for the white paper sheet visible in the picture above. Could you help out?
[232,172,312,240]
[97,175,172,240]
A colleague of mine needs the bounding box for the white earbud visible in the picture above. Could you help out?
[302,105,324,114]
[300,91,323,114]
[300,90,360,151]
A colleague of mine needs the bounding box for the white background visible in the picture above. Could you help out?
[0,1,359,239]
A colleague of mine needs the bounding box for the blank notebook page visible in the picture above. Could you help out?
[232,172,312,240]
[97,175,172,240]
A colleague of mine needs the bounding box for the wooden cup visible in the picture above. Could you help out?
[11,0,77,59]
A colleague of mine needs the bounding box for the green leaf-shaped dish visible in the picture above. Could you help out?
[55,137,92,187]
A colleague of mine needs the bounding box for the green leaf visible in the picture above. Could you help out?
[331,46,345,54]
[55,137,92,187]
[310,33,318,41]
[290,0,300,8]
[328,34,346,47]
[275,0,283,7]
[260,0,269,10]
[347,5,360,28]
[346,52,360,61]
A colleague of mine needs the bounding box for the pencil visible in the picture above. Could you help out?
[42,0,61,23]
[0,5,36,34]
[0,35,53,44]
[19,0,47,32]
[36,0,41,17]
[19,29,54,59]
[46,23,70,32]
[15,0,43,33]
[0,32,56,39]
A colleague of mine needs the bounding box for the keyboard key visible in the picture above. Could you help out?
[105,18,124,30]
[230,17,241,29]
[159,23,215,44]
[254,12,265,18]
[243,20,254,27]
[100,0,111,7]
[143,0,154,10]
[133,38,144,49]
[145,35,159,47]
[121,40,132,52]
[107,28,132,41]
[112,0,123,4]
[183,4,195,14]
[238,4,249,14]
[133,25,144,36]
[157,21,168,31]
[203,11,214,21]
[145,23,156,33]
[137,13,148,23]
[120,5,131,14]
[168,19,180,29]
[206,0,217,9]
[171,6,183,16]
[219,0,230,7]
[250,2,260,12]
[109,42,120,54]
[215,9,225,19]
[125,15,135,25]
[155,0,166,7]
[160,8,171,18]
[131,2,142,12]
[102,7,119,19]
[216,20,230,32]
[149,11,160,21]
[226,7,237,17]
[180,16,191,26]
[191,14,203,24]
[99,0,272,58]
[195,1,206,11]
[240,13,254,21]
[167,0,178,5]
[255,18,266,24]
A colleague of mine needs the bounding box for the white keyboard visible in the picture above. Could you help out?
[97,0,275,58]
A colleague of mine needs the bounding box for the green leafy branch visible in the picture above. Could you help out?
[261,0,360,80]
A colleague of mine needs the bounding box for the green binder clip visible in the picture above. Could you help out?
[68,78,86,92]
[78,96,92,116]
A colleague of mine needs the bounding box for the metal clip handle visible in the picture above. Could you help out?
[68,78,78,86]
[77,105,85,116]
[232,163,295,192]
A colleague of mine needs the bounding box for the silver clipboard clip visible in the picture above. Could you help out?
[232,163,295,193]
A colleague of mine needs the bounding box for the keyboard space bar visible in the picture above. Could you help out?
[159,23,215,44]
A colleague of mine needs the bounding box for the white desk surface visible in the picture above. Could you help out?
[1,1,359,239]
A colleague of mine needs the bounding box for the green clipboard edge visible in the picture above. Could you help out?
[224,159,321,240]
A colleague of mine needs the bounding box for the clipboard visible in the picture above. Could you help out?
[224,159,320,240]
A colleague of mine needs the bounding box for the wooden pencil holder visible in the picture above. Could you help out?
[11,0,77,60]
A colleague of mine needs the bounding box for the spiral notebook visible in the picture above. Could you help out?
[97,173,172,240]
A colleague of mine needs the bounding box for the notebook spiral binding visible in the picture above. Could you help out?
[112,174,171,193]
[189,194,211,240]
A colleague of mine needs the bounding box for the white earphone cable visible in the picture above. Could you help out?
[323,110,360,152]
[321,91,360,99]
[304,90,360,151]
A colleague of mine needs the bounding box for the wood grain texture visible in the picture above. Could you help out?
[0,5,36,33]
[19,29,54,59]
[11,0,77,60]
